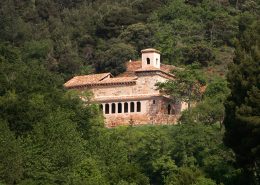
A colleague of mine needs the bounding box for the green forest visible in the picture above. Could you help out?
[0,0,259,184]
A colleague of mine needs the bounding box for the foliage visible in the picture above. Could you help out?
[181,43,215,67]
[0,120,23,185]
[94,42,137,75]
[20,110,86,184]
[0,0,246,77]
[180,77,230,125]
[0,0,259,184]
[152,0,238,66]
[119,23,154,52]
[156,64,205,109]
[223,16,260,184]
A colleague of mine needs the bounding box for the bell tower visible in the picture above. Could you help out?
[141,48,161,69]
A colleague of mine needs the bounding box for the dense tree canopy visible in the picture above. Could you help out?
[0,0,250,76]
[223,17,260,184]
[0,0,259,184]
[156,64,206,110]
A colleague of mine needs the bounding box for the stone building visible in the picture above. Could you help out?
[64,48,187,127]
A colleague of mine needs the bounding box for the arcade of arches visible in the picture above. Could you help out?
[100,101,175,115]
[100,101,142,114]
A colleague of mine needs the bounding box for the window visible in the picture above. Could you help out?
[130,102,135,112]
[112,103,116,114]
[100,104,103,111]
[153,100,156,104]
[105,104,109,114]
[146,58,150,64]
[167,104,171,115]
[124,102,128,113]
[137,102,141,112]
[156,58,158,65]
[118,103,122,113]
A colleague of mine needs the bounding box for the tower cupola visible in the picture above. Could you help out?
[141,48,161,69]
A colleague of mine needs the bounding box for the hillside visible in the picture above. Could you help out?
[0,0,242,78]
[0,0,259,185]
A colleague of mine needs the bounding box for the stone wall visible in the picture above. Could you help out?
[102,97,179,127]
[87,73,167,100]
[79,73,181,127]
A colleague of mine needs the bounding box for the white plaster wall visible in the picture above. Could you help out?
[180,102,189,111]
[142,52,160,69]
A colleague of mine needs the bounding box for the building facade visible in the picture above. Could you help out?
[64,48,187,127]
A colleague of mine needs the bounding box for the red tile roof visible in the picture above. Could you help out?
[64,73,137,88]
[135,65,161,71]
[161,64,176,73]
[64,73,111,88]
[119,61,176,77]
[101,77,137,83]
[132,62,175,79]
[126,60,142,71]
[64,61,176,88]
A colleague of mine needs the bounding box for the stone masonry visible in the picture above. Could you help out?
[64,48,187,127]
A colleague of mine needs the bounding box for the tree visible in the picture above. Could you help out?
[180,77,230,126]
[94,42,137,76]
[182,43,215,67]
[20,110,87,184]
[70,158,109,185]
[96,5,137,39]
[119,23,154,52]
[223,19,260,184]
[165,167,217,185]
[0,120,23,185]
[156,64,205,110]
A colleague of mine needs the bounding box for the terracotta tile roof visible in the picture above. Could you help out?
[100,77,137,83]
[135,65,161,72]
[64,73,137,88]
[134,65,175,79]
[117,60,141,77]
[117,71,137,77]
[64,73,111,88]
[126,60,142,71]
[119,61,176,78]
[125,61,175,73]
[161,64,176,73]
[64,61,177,88]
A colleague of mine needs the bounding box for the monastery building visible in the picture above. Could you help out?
[64,48,187,127]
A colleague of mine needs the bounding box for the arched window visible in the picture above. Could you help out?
[167,104,171,115]
[130,102,135,112]
[124,102,128,113]
[112,103,116,114]
[137,102,141,112]
[105,104,109,114]
[118,103,122,113]
[146,58,150,64]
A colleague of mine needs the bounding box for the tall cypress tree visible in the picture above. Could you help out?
[223,18,260,184]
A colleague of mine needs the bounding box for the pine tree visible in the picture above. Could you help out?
[223,19,260,184]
